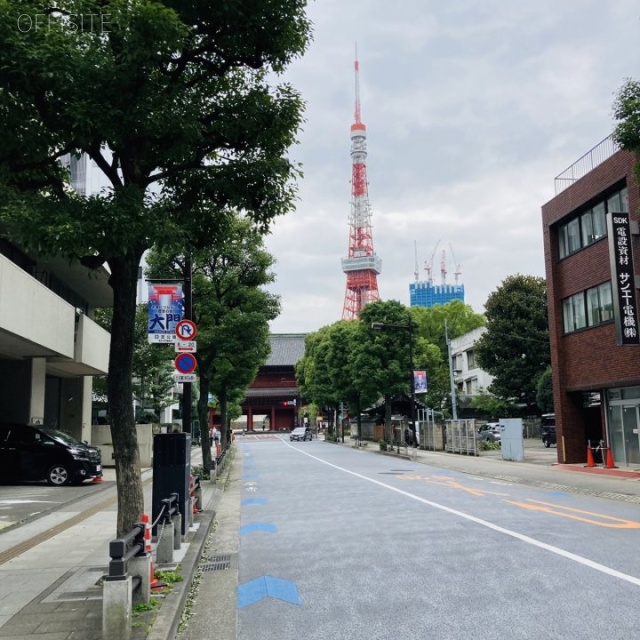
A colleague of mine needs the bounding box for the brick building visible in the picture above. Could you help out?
[542,136,640,466]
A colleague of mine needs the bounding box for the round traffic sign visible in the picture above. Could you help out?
[174,353,197,374]
[175,319,197,340]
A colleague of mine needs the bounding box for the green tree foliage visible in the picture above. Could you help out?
[536,366,554,414]
[410,300,485,415]
[0,1,310,536]
[475,275,550,414]
[613,78,640,181]
[146,215,279,472]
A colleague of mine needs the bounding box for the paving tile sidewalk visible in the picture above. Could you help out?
[0,448,226,640]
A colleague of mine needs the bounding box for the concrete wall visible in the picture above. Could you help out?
[91,424,154,468]
[0,255,75,358]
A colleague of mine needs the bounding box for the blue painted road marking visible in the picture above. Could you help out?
[238,576,301,608]
[241,498,267,506]
[240,522,277,535]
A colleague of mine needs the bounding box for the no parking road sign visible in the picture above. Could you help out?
[175,319,198,341]
[174,352,197,375]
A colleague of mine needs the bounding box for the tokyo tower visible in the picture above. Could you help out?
[341,54,382,320]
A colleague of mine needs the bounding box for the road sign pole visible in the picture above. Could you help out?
[182,251,192,434]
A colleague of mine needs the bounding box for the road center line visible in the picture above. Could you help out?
[287,443,640,588]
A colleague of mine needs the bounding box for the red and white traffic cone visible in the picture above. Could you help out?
[92,474,103,483]
[141,514,166,591]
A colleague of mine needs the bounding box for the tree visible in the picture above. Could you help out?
[146,215,279,472]
[613,79,640,182]
[0,2,310,536]
[475,275,550,414]
[536,366,554,414]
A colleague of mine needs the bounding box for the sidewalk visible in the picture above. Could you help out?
[341,436,640,502]
[0,448,226,640]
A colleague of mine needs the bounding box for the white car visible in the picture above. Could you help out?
[289,427,312,441]
[477,422,502,442]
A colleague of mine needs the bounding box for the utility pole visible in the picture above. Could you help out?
[445,319,458,420]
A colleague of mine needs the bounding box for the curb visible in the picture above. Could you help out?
[147,454,233,640]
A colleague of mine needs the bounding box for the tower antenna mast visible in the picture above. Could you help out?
[341,49,382,319]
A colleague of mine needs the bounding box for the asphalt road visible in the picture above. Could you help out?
[224,437,640,640]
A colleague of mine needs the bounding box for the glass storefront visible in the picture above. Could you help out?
[607,387,640,466]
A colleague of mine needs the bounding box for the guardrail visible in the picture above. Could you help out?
[102,521,149,640]
[102,491,186,640]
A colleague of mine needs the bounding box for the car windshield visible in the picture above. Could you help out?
[39,427,82,447]
[292,428,305,434]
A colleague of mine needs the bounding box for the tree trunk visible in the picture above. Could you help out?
[108,251,144,538]
[219,389,228,448]
[197,374,212,473]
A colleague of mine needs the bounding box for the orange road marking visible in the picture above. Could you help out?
[506,499,640,528]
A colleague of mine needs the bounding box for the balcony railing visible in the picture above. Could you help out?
[554,134,619,195]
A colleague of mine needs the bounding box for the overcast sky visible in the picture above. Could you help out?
[263,0,640,334]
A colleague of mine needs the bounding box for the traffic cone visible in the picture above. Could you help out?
[92,475,103,483]
[605,447,618,469]
[141,514,166,591]
[585,445,596,468]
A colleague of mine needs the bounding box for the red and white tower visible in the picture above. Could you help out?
[341,54,382,320]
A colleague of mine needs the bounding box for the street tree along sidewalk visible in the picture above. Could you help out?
[0,1,311,536]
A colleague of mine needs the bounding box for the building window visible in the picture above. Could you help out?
[558,187,627,259]
[563,282,613,334]
[466,349,475,369]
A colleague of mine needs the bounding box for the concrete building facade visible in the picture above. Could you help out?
[0,237,112,443]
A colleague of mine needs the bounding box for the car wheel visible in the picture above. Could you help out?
[46,464,70,486]
[543,438,550,448]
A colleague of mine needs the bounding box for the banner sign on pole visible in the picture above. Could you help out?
[147,283,183,343]
[414,370,428,393]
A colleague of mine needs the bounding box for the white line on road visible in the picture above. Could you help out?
[287,442,640,588]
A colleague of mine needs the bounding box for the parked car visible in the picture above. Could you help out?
[541,414,556,447]
[0,424,102,486]
[290,426,312,441]
[477,422,502,442]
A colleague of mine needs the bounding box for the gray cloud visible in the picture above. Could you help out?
[266,0,640,333]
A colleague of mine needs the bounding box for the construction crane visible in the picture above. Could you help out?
[449,243,462,285]
[424,239,440,285]
[440,249,447,285]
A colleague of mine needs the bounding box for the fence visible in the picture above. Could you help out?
[102,521,149,640]
[102,492,183,640]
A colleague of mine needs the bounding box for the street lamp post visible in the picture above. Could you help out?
[371,316,417,451]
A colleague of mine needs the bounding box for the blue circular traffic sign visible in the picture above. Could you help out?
[174,353,197,374]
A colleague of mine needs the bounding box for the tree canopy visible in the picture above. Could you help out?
[0,0,310,535]
[475,274,550,414]
[145,214,280,472]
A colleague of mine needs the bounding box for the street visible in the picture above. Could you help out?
[197,437,640,640]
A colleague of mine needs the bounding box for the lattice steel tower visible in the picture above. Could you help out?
[341,54,382,320]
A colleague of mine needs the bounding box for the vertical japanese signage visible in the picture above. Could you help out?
[607,211,640,345]
[147,283,183,343]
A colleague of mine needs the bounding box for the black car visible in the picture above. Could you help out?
[0,424,102,486]
[541,414,556,447]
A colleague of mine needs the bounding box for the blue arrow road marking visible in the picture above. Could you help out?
[240,522,276,535]
[241,498,267,506]
[237,576,301,608]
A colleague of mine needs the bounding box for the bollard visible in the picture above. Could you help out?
[156,519,175,564]
[103,576,133,640]
[173,513,182,550]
